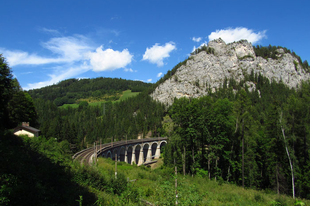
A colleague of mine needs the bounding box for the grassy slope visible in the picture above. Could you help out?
[1,132,309,205]
[96,158,309,206]
[60,90,139,108]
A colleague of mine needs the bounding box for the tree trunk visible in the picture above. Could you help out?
[280,112,295,198]
[227,143,234,182]
[276,164,280,195]
[280,118,295,198]
[183,146,186,176]
[242,119,245,188]
[208,158,210,180]
[192,147,195,177]
[215,157,218,181]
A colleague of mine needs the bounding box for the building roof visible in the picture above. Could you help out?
[14,125,40,134]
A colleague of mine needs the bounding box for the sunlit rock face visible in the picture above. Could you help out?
[151,38,310,106]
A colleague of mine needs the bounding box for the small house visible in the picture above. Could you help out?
[13,122,40,137]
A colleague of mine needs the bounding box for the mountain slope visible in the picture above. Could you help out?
[28,77,153,106]
[151,38,310,105]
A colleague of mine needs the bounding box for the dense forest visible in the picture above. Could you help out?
[164,72,310,199]
[33,92,165,150]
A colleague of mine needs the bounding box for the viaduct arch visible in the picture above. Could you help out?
[99,138,167,166]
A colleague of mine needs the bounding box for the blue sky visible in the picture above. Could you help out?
[1,0,309,90]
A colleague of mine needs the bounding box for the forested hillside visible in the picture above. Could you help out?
[164,72,310,199]
[28,77,153,106]
[34,92,165,150]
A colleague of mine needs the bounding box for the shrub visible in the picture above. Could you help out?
[109,173,127,195]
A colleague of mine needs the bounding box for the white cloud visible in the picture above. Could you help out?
[42,35,92,62]
[192,37,202,42]
[124,68,137,72]
[147,79,152,82]
[1,35,93,67]
[40,28,61,36]
[88,46,133,72]
[192,46,196,53]
[157,72,163,77]
[208,27,266,44]
[134,79,145,82]
[0,33,135,90]
[0,49,60,67]
[142,42,176,67]
[24,62,91,90]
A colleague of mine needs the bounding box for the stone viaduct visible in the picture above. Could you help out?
[98,137,167,166]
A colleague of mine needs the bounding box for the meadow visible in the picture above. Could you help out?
[60,90,140,109]
[94,157,309,206]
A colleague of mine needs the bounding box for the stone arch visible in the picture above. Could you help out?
[151,142,158,160]
[153,140,167,159]
[134,144,142,165]
[112,148,118,161]
[106,150,112,159]
[160,140,167,152]
[119,146,126,162]
[143,143,150,162]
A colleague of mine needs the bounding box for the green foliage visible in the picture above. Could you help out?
[295,200,305,206]
[167,96,234,178]
[1,131,308,205]
[78,100,89,109]
[109,173,127,195]
[33,90,165,148]
[294,60,299,71]
[28,77,152,106]
[0,55,14,129]
[164,72,310,200]
[0,133,97,205]
[7,91,37,128]
[120,185,139,204]
[0,54,37,129]
[191,45,215,55]
[238,54,254,60]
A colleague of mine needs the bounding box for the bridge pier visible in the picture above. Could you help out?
[138,147,144,166]
[124,147,128,163]
[131,149,136,165]
[146,147,152,162]
[155,145,161,159]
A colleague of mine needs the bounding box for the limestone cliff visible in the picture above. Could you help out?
[151,38,310,106]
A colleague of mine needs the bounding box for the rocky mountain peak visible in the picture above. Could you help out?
[151,39,310,106]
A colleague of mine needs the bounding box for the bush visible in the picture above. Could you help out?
[109,173,127,195]
[195,168,208,178]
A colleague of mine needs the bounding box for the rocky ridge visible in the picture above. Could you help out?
[151,38,310,106]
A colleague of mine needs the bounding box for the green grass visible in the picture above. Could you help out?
[60,103,79,109]
[60,90,140,109]
[118,90,140,101]
[96,157,310,206]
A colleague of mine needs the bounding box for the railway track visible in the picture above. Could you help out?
[72,137,167,165]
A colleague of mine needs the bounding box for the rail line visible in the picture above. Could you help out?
[72,137,168,165]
